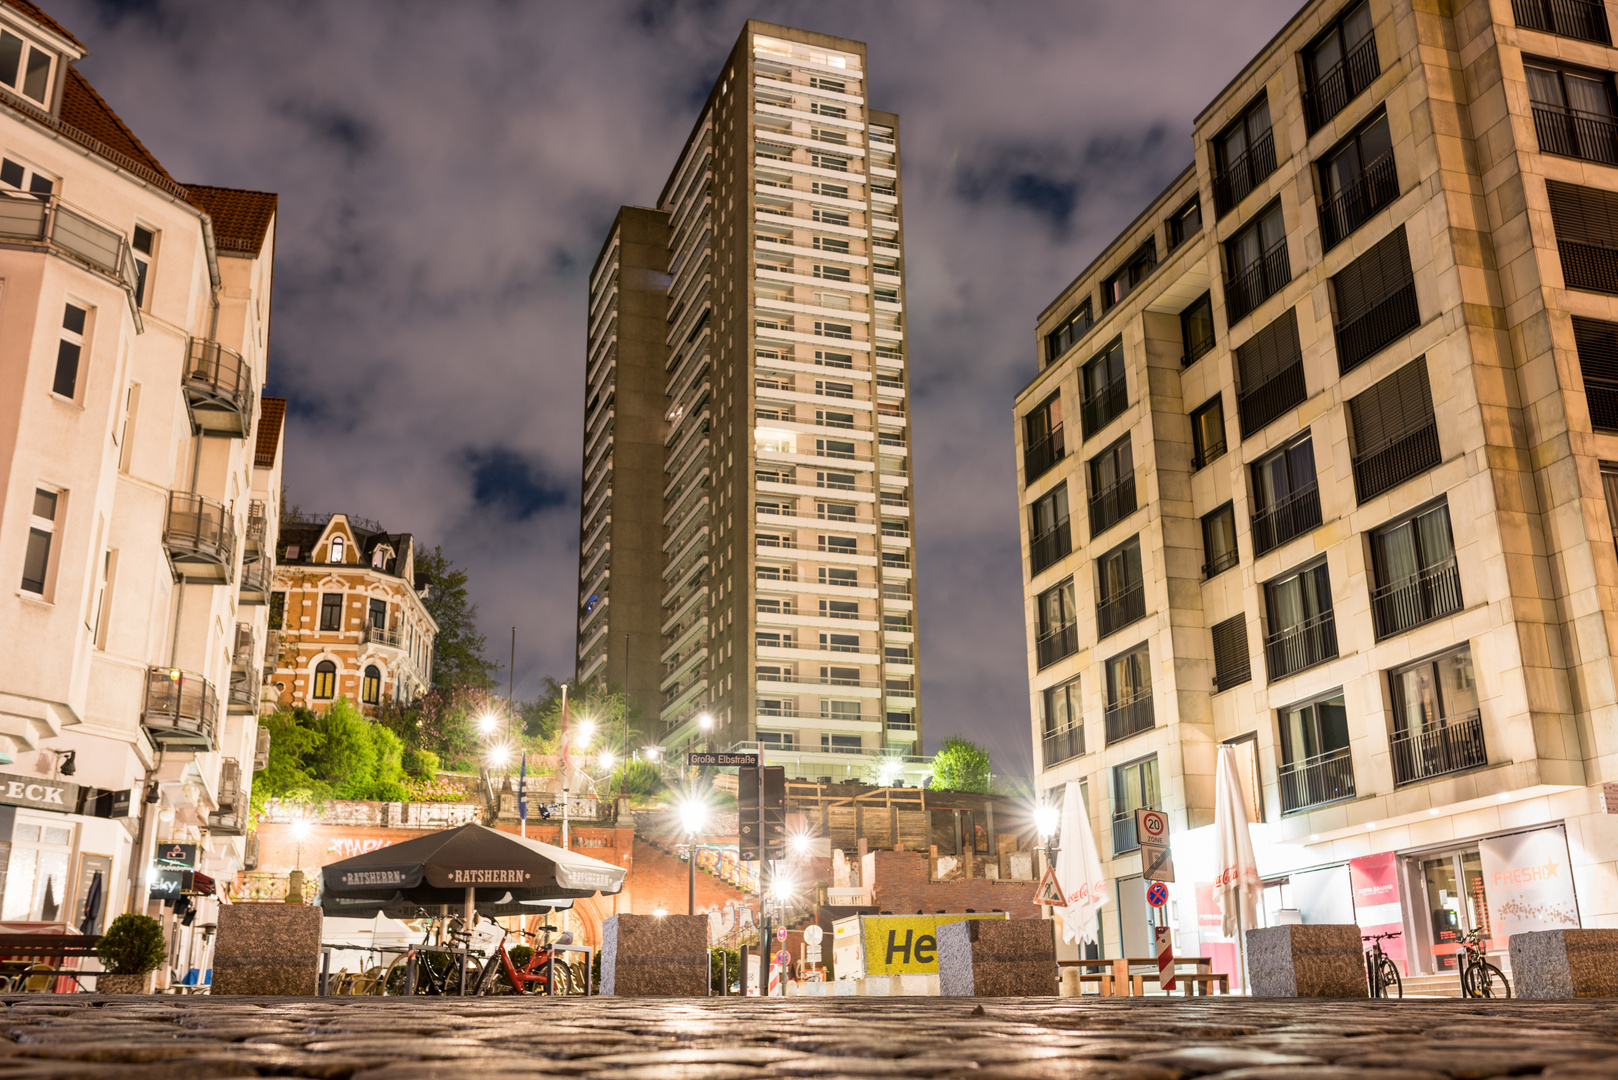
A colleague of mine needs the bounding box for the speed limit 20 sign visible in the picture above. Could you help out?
[1136,808,1174,882]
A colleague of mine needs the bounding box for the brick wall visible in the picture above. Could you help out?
[865,850,1043,919]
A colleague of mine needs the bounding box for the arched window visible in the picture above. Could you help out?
[330,536,345,564]
[362,665,381,705]
[313,660,336,699]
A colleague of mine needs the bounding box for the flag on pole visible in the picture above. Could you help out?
[518,752,528,822]
[1053,780,1108,945]
[1213,743,1261,938]
[558,684,572,777]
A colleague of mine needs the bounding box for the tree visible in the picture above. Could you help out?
[930,735,994,794]
[415,545,499,690]
[252,700,412,811]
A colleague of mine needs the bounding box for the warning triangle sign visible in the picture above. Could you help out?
[1034,865,1066,906]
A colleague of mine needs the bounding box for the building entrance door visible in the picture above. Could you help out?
[1417,849,1489,973]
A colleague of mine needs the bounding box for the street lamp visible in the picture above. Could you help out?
[488,744,512,769]
[790,832,811,857]
[1035,803,1060,887]
[598,751,615,772]
[680,799,707,916]
[478,712,499,736]
[575,720,595,749]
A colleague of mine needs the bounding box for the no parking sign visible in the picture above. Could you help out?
[1146,881,1169,907]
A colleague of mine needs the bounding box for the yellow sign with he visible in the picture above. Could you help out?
[860,913,1005,976]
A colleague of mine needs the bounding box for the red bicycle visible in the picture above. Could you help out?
[472,921,580,995]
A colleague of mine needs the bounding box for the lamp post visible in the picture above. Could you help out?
[1035,803,1059,902]
[680,799,707,916]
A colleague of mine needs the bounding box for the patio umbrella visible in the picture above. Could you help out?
[1213,743,1261,988]
[1054,780,1109,946]
[78,871,103,936]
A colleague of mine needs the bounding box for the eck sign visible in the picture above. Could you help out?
[156,843,198,869]
[0,771,79,813]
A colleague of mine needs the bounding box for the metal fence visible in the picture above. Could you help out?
[1391,711,1487,786]
[1279,746,1356,813]
[1371,558,1463,639]
[1251,482,1322,556]
[1265,610,1338,680]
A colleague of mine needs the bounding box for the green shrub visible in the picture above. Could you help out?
[95,914,166,975]
[402,747,440,780]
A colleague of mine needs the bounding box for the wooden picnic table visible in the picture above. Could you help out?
[1058,956,1226,996]
[0,934,102,993]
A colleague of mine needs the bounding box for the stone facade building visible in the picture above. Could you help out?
[1017,0,1618,974]
[268,514,437,715]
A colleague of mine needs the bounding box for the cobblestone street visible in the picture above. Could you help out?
[0,996,1611,1080]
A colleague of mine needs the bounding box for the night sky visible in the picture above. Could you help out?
[62,0,1302,780]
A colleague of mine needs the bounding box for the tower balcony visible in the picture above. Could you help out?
[163,492,235,583]
[141,667,218,751]
[184,339,254,438]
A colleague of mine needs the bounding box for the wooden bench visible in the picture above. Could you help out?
[1129,957,1229,997]
[0,934,102,994]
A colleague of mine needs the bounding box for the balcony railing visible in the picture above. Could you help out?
[1557,238,1618,294]
[227,669,261,715]
[1088,474,1137,536]
[245,500,267,553]
[1320,152,1399,252]
[1213,128,1278,217]
[1304,34,1380,133]
[263,629,280,675]
[254,727,271,771]
[1251,483,1322,556]
[163,492,235,583]
[1352,419,1440,503]
[209,758,245,834]
[1080,375,1129,439]
[1265,610,1339,681]
[1391,711,1487,786]
[239,558,271,604]
[1193,436,1227,471]
[362,626,401,651]
[142,667,219,752]
[1029,517,1072,576]
[1226,240,1291,322]
[1112,807,1153,854]
[1335,280,1418,375]
[1036,621,1079,669]
[1371,558,1462,639]
[1533,105,1618,166]
[1238,361,1308,438]
[1279,746,1356,813]
[0,189,139,295]
[1203,549,1239,579]
[184,339,254,438]
[1512,0,1611,42]
[1096,583,1147,639]
[1104,693,1155,745]
[1024,425,1066,482]
[1042,725,1084,769]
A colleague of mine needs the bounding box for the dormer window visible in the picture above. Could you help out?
[372,544,394,569]
[0,29,54,105]
[330,535,345,564]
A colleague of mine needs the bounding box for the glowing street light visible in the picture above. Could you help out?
[478,712,499,736]
[652,907,668,918]
[697,713,714,732]
[597,751,615,772]
[574,720,595,748]
[488,744,512,769]
[642,746,662,762]
[1035,804,1060,841]
[680,799,708,915]
[790,832,811,857]
[770,874,794,901]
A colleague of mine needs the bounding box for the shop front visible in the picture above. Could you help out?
[0,770,132,936]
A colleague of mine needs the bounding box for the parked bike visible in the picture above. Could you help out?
[1456,927,1510,998]
[1362,930,1403,999]
[382,913,483,996]
[470,921,578,996]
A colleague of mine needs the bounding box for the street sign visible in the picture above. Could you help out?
[803,924,824,946]
[804,943,822,962]
[777,927,787,942]
[1146,881,1169,907]
[1137,808,1175,882]
[156,842,198,868]
[1034,866,1066,906]
[689,752,759,767]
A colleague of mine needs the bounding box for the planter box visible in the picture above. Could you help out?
[1510,929,1618,998]
[1246,924,1366,998]
[98,971,155,994]
[600,914,707,996]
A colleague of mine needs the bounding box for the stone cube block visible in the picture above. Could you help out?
[937,918,1056,997]
[1510,929,1618,998]
[212,903,323,996]
[599,914,707,996]
[1246,924,1366,998]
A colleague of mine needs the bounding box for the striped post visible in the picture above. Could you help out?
[1154,925,1176,993]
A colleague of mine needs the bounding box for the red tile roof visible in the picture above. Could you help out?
[58,67,177,185]
[255,397,285,470]
[187,185,278,257]
[2,0,85,51]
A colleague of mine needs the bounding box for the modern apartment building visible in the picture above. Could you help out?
[268,513,438,716]
[1017,0,1618,973]
[577,22,923,783]
[0,0,278,969]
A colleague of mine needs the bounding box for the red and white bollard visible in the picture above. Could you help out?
[1154,924,1177,993]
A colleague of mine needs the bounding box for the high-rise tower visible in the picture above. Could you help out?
[577,22,922,782]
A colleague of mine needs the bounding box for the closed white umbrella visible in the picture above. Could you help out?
[1054,780,1109,946]
[1213,743,1261,987]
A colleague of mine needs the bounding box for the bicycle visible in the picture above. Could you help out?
[470,920,579,996]
[1362,931,1403,999]
[1456,927,1510,998]
[382,913,483,996]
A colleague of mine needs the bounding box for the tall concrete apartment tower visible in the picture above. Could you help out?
[1017,0,1618,967]
[577,22,922,782]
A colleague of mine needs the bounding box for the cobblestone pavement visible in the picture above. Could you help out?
[0,996,1612,1079]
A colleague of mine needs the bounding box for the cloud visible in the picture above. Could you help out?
[55,0,1303,776]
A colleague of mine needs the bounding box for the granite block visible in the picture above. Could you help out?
[212,903,322,996]
[938,918,1056,997]
[1246,924,1366,998]
[599,914,708,996]
[1510,929,1618,998]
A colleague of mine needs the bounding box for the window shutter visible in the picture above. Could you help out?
[1549,181,1618,293]
[1350,357,1434,452]
[1332,226,1414,325]
[1574,317,1618,430]
[1237,307,1302,387]
[1211,615,1252,691]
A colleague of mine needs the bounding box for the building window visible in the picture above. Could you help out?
[821,700,861,721]
[362,665,381,705]
[0,154,52,196]
[1511,0,1611,44]
[819,534,857,555]
[1111,754,1159,853]
[1046,300,1093,364]
[52,303,87,400]
[822,733,862,753]
[1192,395,1228,470]
[1040,678,1083,768]
[0,30,53,104]
[268,591,286,630]
[1023,391,1065,481]
[1181,292,1215,366]
[1213,93,1278,217]
[330,535,346,564]
[1390,645,1486,786]
[0,818,73,921]
[1532,60,1618,166]
[1202,503,1239,578]
[1349,357,1439,502]
[1225,201,1290,321]
[367,599,386,630]
[1548,180,1618,294]
[313,660,337,699]
[1036,578,1079,669]
[759,731,795,750]
[1331,224,1418,374]
[21,488,58,596]
[1104,643,1154,745]
[820,632,859,653]
[1088,435,1135,537]
[1103,240,1156,311]
[1235,307,1306,437]
[1277,689,1354,812]
[1319,110,1397,251]
[1167,197,1202,251]
[1080,336,1128,439]
[1264,561,1337,680]
[1369,501,1461,639]
[319,593,343,631]
[1211,615,1252,691]
[819,599,859,620]
[132,226,156,308]
[886,710,915,731]
[1251,435,1321,556]
[1574,316,1618,430]
[1029,483,1072,577]
[1303,0,1378,132]
[1096,537,1146,638]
